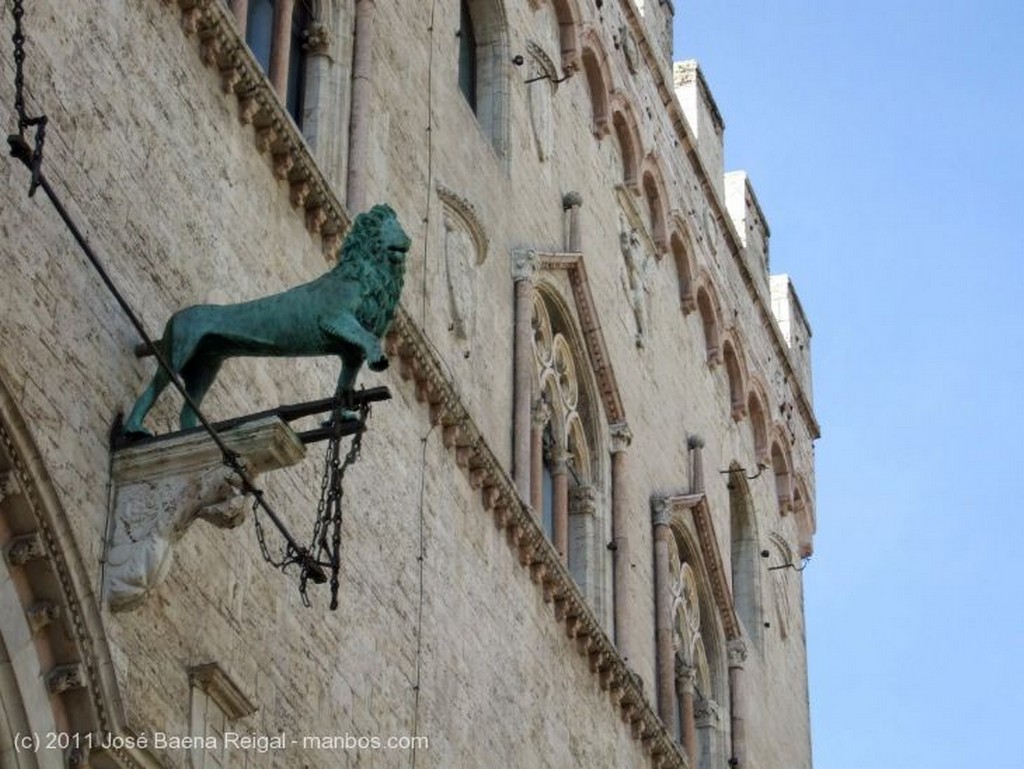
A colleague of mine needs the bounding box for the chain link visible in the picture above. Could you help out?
[8,0,48,195]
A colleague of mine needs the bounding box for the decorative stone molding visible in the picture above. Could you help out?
[437,184,489,263]
[190,662,258,720]
[0,469,20,503]
[5,532,46,566]
[171,0,349,259]
[105,417,305,612]
[654,492,741,641]
[26,600,61,633]
[537,251,626,425]
[1,376,148,769]
[385,308,687,769]
[526,41,558,162]
[46,664,86,695]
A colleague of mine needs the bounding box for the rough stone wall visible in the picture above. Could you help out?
[0,1,817,768]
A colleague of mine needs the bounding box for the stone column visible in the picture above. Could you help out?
[512,251,539,505]
[346,0,377,212]
[569,485,600,612]
[530,399,549,515]
[675,657,698,767]
[551,448,570,564]
[696,697,722,768]
[688,434,705,494]
[230,0,249,35]
[610,422,634,661]
[563,191,583,252]
[652,497,676,730]
[300,22,333,153]
[728,638,749,768]
[268,0,295,99]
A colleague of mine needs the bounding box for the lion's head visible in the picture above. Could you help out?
[335,203,411,335]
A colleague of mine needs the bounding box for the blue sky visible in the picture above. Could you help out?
[674,2,1024,766]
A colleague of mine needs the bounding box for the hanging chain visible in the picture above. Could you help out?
[299,397,370,609]
[8,0,48,195]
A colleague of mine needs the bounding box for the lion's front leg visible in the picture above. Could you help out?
[319,312,387,371]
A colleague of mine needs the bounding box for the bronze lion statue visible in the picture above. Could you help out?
[123,204,410,435]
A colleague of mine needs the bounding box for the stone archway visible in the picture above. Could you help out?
[0,377,136,769]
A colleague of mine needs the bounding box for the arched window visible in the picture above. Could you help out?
[722,339,747,421]
[531,288,606,617]
[728,469,762,650]
[667,533,728,769]
[696,283,721,366]
[456,0,510,156]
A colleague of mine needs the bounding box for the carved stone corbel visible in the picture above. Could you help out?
[105,417,305,612]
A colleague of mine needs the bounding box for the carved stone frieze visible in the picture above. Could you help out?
[106,417,305,612]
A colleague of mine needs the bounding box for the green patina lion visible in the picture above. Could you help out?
[123,204,410,435]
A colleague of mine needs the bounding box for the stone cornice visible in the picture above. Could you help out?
[172,0,349,260]
[536,251,627,427]
[387,308,687,769]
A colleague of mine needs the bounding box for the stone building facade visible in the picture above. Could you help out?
[0,1,818,768]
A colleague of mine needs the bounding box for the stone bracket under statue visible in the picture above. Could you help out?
[104,388,390,612]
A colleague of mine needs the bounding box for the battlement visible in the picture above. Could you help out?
[725,171,771,295]
[674,60,725,202]
[770,274,814,403]
[634,0,675,64]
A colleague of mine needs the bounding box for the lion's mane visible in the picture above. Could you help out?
[334,204,407,336]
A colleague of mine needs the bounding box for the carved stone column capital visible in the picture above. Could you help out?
[674,656,697,688]
[609,422,633,453]
[303,21,333,56]
[694,697,721,725]
[651,496,672,529]
[511,249,539,282]
[727,638,749,669]
[531,398,551,428]
[549,446,571,472]
[569,485,598,516]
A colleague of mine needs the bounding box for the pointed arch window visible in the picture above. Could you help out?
[530,288,607,621]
